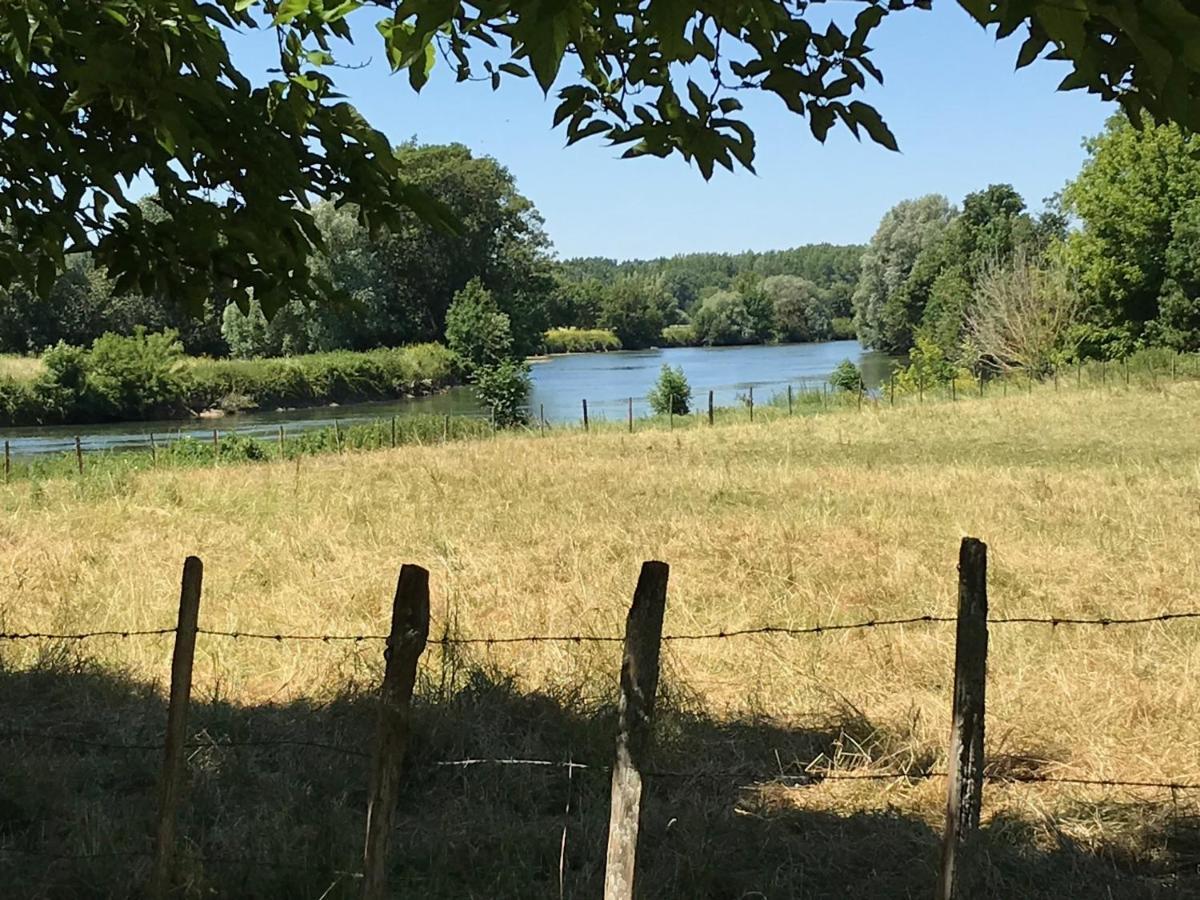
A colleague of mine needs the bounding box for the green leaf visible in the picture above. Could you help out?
[274,0,309,25]
[566,119,611,145]
[847,101,899,151]
[499,62,530,78]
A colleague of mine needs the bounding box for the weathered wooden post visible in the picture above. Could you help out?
[74,436,84,475]
[1101,359,1107,385]
[918,374,924,403]
[362,564,431,900]
[1054,367,1059,392]
[4,439,10,483]
[150,432,158,466]
[628,397,634,433]
[334,419,343,451]
[787,384,793,416]
[393,416,399,448]
[1124,357,1130,386]
[859,376,865,410]
[707,390,714,426]
[490,406,497,435]
[539,403,546,437]
[978,372,984,398]
[748,386,754,422]
[1077,360,1082,388]
[149,556,204,900]
[937,538,989,900]
[582,398,589,432]
[211,429,219,460]
[603,561,669,900]
[890,373,896,406]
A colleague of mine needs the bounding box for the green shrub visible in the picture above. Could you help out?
[32,342,90,421]
[829,359,863,393]
[473,359,531,428]
[543,327,622,353]
[86,328,188,419]
[648,364,691,415]
[659,324,697,347]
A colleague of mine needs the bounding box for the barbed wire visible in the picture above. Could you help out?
[4,610,1198,646]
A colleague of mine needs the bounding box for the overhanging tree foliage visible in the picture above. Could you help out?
[4,0,1200,316]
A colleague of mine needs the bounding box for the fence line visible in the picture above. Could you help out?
[4,550,1200,897]
[5,609,1200,645]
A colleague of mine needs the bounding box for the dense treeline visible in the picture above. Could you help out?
[549,244,863,349]
[851,115,1200,387]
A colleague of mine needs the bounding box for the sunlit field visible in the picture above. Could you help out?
[2,379,1198,897]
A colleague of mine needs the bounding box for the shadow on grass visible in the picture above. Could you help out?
[0,649,1195,899]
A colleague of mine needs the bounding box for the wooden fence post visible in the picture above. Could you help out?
[978,373,984,398]
[334,419,343,452]
[1124,358,1130,386]
[603,561,670,900]
[211,429,219,460]
[918,374,924,403]
[748,386,754,422]
[74,435,84,475]
[4,439,9,483]
[1053,367,1059,392]
[890,374,896,406]
[150,432,158,466]
[937,538,989,900]
[582,398,589,432]
[707,390,714,426]
[540,403,545,437]
[628,397,634,433]
[787,385,793,416]
[362,564,431,900]
[393,416,399,448]
[149,556,204,900]
[859,376,865,410]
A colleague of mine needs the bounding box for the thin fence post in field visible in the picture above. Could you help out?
[1124,357,1130,386]
[1053,367,1058,392]
[149,556,203,900]
[787,384,793,416]
[937,538,989,900]
[334,419,343,452]
[748,386,754,422]
[628,397,634,433]
[4,439,9,483]
[582,398,589,433]
[821,382,827,408]
[978,372,984,398]
[918,374,924,403]
[859,376,865,410]
[1101,359,1107,386]
[150,432,158,467]
[391,416,398,448]
[891,373,896,406]
[441,414,449,444]
[1077,360,1082,388]
[603,561,669,900]
[669,409,674,430]
[362,564,430,900]
[707,390,714,426]
[211,429,219,462]
[540,403,546,437]
[74,436,83,475]
[1172,354,1177,380]
[491,406,497,436]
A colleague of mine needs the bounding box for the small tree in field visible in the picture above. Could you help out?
[829,359,863,393]
[474,358,531,428]
[648,364,691,415]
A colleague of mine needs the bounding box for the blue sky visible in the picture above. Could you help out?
[230,4,1113,261]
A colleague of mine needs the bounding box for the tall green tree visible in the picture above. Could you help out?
[853,195,956,353]
[598,277,674,350]
[1061,115,1200,346]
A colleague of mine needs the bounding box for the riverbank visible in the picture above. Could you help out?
[0,339,458,427]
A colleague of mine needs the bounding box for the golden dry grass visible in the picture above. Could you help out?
[2,379,1199,896]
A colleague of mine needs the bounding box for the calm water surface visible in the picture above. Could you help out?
[3,340,893,456]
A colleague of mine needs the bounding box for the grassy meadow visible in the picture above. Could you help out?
[1,376,1199,897]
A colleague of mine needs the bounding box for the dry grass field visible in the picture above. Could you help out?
[2,378,1199,897]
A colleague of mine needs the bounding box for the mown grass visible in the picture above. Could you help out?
[1,371,1199,897]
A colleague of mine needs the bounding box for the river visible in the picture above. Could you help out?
[2,340,894,457]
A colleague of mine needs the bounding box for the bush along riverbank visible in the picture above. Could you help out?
[0,330,458,426]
